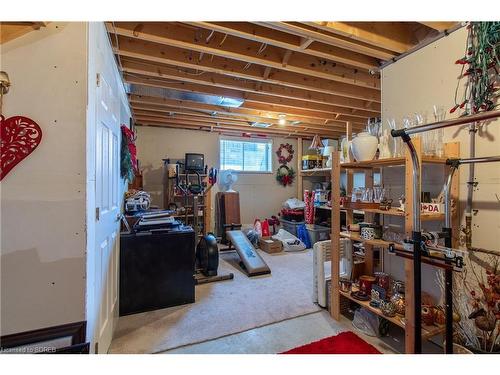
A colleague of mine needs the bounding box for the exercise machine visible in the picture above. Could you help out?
[215,178,271,276]
[226,230,271,276]
[176,165,234,284]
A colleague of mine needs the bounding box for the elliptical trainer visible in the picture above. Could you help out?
[175,164,234,284]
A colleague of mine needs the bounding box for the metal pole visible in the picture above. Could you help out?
[443,166,458,229]
[391,110,500,138]
[447,155,500,165]
[442,164,459,354]
[403,136,422,353]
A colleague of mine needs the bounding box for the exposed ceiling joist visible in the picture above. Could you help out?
[306,22,418,54]
[130,103,366,134]
[135,113,343,137]
[184,21,379,70]
[128,92,366,127]
[418,22,458,32]
[123,74,377,120]
[135,120,328,139]
[106,22,380,91]
[0,22,47,44]
[258,22,396,61]
[112,35,381,102]
[129,95,367,132]
[120,58,381,112]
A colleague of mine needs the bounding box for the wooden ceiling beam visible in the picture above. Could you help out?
[111,36,380,102]
[129,95,367,132]
[306,22,417,54]
[127,82,366,125]
[184,21,379,70]
[258,22,396,61]
[134,114,341,137]
[120,58,381,112]
[123,73,376,120]
[136,121,330,139]
[299,37,314,50]
[135,117,342,138]
[106,22,380,91]
[131,103,366,134]
[1,22,47,44]
[418,22,457,32]
[130,103,365,134]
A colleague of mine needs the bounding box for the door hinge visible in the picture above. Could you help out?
[96,207,100,221]
[96,73,101,87]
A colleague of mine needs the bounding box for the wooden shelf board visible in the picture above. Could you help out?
[339,290,445,339]
[340,231,404,250]
[340,207,444,221]
[340,156,448,169]
[300,168,332,176]
[316,205,332,210]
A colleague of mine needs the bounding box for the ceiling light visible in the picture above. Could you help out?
[278,114,286,126]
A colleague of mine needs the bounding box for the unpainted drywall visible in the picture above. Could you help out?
[135,126,299,226]
[1,23,88,335]
[381,26,500,301]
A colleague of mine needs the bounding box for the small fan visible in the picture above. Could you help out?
[218,169,238,192]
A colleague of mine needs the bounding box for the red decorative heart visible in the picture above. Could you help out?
[1,115,43,181]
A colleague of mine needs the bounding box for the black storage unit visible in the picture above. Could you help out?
[119,225,196,316]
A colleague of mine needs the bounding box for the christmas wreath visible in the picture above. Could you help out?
[276,164,295,187]
[276,143,294,164]
[121,125,138,182]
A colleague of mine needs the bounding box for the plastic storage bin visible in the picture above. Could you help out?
[280,218,305,237]
[306,224,330,245]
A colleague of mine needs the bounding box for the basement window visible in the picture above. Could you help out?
[219,137,273,173]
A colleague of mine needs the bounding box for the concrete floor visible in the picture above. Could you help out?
[161,310,397,354]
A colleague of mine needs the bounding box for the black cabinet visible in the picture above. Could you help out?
[119,226,196,316]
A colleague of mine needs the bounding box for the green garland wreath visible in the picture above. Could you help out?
[276,164,295,187]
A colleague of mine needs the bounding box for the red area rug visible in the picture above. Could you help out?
[281,331,381,354]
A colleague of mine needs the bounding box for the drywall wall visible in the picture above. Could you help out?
[381,26,500,301]
[135,126,298,226]
[1,23,88,335]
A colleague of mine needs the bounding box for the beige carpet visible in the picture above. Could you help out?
[109,248,321,353]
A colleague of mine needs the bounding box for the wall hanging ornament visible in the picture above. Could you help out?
[120,125,138,182]
[276,164,295,187]
[276,143,294,164]
[1,115,43,181]
[451,22,500,115]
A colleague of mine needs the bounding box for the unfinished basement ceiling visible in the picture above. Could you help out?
[107,21,459,138]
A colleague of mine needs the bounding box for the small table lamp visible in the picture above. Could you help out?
[322,146,335,168]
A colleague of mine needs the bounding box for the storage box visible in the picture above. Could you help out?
[259,236,283,254]
[281,218,305,237]
[302,155,320,170]
[306,224,330,245]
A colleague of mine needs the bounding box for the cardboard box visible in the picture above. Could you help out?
[259,236,283,254]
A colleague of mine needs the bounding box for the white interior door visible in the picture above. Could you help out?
[93,72,120,353]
